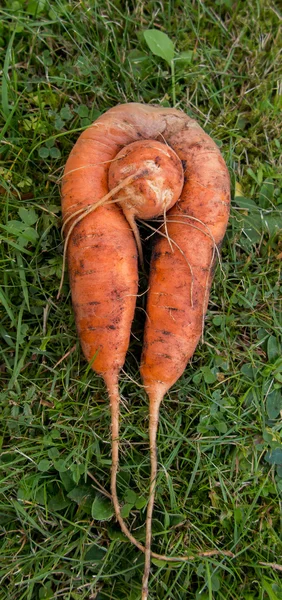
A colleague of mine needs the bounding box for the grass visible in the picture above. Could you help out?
[0,0,282,598]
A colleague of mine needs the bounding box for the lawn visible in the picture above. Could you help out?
[0,1,282,599]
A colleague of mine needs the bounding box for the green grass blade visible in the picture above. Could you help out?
[1,30,15,118]
[16,252,30,311]
[0,284,15,326]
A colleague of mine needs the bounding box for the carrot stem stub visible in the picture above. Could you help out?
[61,102,231,598]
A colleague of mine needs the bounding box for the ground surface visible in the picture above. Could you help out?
[0,1,282,599]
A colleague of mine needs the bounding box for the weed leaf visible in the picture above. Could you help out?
[266,390,282,420]
[143,29,174,64]
[91,495,114,521]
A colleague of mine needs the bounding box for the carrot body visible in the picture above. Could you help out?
[62,129,137,381]
[61,104,186,377]
[140,122,230,597]
[141,120,230,393]
[61,103,230,600]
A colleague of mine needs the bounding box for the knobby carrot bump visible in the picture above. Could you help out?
[60,102,231,599]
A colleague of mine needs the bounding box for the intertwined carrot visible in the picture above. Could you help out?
[61,103,230,599]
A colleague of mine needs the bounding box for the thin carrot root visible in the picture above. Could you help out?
[104,375,143,552]
[110,428,234,561]
[142,391,162,599]
[107,380,234,600]
[123,209,144,268]
[105,379,234,570]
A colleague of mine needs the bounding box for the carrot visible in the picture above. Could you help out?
[108,139,183,263]
[61,103,230,600]
[140,121,230,598]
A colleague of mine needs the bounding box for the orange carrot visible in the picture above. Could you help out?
[140,120,230,598]
[108,139,183,263]
[61,103,230,600]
